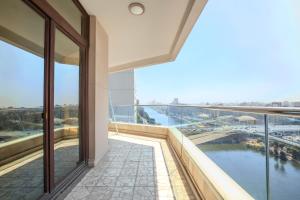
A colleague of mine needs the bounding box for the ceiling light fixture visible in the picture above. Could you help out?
[129,2,145,16]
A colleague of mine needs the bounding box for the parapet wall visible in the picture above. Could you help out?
[108,122,168,139]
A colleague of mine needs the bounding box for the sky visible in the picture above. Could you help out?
[1,0,300,107]
[135,0,300,104]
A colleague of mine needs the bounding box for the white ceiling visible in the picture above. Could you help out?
[80,0,207,72]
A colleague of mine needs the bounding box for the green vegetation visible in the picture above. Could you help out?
[0,108,43,131]
[137,107,156,124]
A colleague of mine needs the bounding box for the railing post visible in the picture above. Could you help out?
[264,114,270,200]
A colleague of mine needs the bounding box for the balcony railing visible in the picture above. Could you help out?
[110,104,300,200]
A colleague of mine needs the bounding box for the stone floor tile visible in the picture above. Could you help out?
[78,175,100,186]
[63,135,197,200]
[94,162,110,171]
[85,169,104,177]
[115,176,136,187]
[120,168,138,176]
[110,187,134,200]
[96,176,118,187]
[139,161,154,168]
[126,156,140,162]
[87,187,114,200]
[138,167,154,176]
[102,168,121,177]
[123,161,139,169]
[135,176,156,187]
[65,186,93,200]
[109,161,124,169]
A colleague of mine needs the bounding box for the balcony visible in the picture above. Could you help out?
[105,105,300,200]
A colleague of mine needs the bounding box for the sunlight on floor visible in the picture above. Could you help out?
[65,132,197,200]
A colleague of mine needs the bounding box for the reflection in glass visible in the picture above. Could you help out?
[0,0,45,199]
[268,115,300,200]
[47,0,83,34]
[54,29,80,184]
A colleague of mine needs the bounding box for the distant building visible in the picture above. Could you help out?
[171,98,179,105]
[271,102,282,107]
[292,102,300,107]
[282,101,290,107]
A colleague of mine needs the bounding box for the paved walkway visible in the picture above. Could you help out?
[65,132,197,200]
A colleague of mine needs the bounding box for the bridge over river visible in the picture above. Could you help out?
[187,126,300,148]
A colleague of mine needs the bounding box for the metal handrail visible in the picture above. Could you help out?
[113,104,300,118]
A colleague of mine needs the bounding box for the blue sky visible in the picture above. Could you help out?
[135,0,300,104]
[1,0,300,107]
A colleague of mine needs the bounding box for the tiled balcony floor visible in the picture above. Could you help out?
[65,132,198,200]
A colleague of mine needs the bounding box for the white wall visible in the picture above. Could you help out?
[88,16,109,167]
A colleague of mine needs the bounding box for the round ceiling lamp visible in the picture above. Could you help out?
[129,2,145,16]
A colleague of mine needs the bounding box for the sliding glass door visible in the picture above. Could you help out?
[0,0,45,199]
[53,28,81,184]
[0,0,88,199]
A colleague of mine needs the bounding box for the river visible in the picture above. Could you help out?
[143,106,180,125]
[200,144,300,200]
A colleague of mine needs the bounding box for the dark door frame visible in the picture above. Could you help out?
[21,0,89,198]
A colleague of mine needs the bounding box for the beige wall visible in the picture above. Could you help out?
[88,16,109,167]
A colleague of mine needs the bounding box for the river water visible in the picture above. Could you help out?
[200,144,300,200]
[143,106,180,125]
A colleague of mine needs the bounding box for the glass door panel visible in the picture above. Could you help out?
[0,0,45,199]
[53,29,81,184]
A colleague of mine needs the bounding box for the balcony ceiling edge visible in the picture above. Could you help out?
[108,0,207,73]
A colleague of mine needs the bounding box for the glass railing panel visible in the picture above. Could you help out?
[139,105,170,126]
[169,105,198,127]
[268,115,300,200]
[183,109,267,199]
[110,105,135,123]
[172,107,209,135]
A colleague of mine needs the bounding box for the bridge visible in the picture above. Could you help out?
[188,128,300,148]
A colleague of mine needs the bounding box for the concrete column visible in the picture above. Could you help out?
[88,16,109,167]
